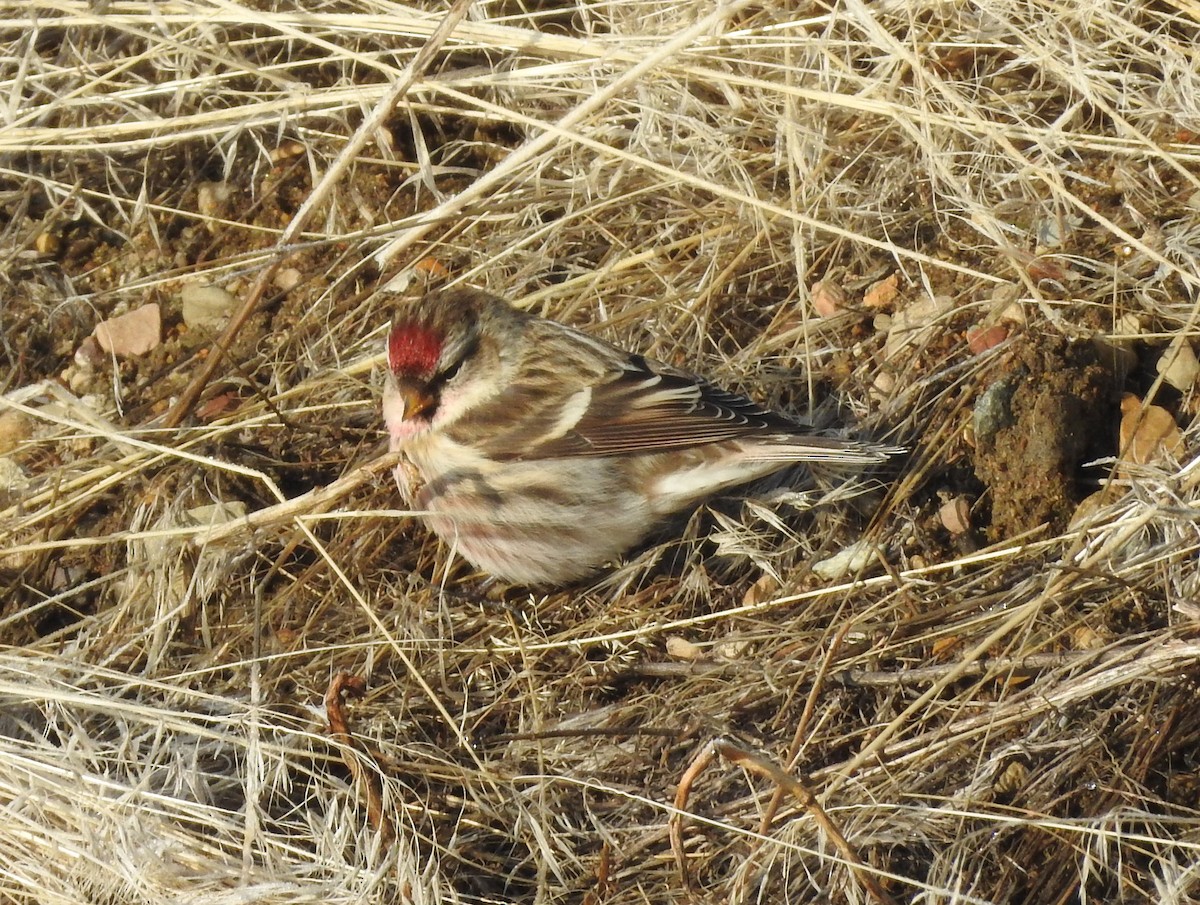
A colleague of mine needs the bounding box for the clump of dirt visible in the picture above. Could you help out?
[972,335,1119,540]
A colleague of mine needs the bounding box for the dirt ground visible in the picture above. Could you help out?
[4,2,1200,904]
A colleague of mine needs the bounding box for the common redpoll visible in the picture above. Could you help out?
[383,288,896,585]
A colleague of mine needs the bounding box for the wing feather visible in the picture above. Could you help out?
[484,348,829,457]
[443,316,893,463]
[535,362,800,456]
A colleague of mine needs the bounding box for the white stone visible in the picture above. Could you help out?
[181,284,238,333]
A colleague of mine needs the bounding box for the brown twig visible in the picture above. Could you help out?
[325,672,395,850]
[671,737,898,905]
[670,741,716,895]
[581,842,611,905]
[190,451,402,549]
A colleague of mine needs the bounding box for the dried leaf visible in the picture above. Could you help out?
[1119,394,1184,467]
[863,272,900,309]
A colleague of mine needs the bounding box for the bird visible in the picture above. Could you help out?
[382,287,896,585]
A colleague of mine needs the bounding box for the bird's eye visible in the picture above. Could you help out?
[439,357,465,383]
[434,334,476,386]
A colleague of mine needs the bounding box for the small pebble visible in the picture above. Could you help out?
[74,335,105,368]
[967,323,1008,355]
[197,181,233,218]
[181,284,238,333]
[973,377,1018,446]
[938,496,972,535]
[715,638,750,660]
[1155,335,1199,392]
[998,301,1025,325]
[1114,312,1142,338]
[870,368,896,401]
[0,410,32,456]
[811,279,847,318]
[270,140,305,162]
[666,636,703,661]
[274,268,302,292]
[93,304,161,358]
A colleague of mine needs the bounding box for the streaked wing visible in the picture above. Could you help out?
[530,354,807,457]
[443,315,891,462]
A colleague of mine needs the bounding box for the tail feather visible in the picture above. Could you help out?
[748,437,904,464]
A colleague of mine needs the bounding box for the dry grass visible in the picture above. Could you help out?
[3,0,1200,902]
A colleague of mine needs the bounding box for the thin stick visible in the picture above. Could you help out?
[163,0,477,428]
[325,673,395,849]
[190,452,402,549]
[671,737,898,905]
[713,739,897,905]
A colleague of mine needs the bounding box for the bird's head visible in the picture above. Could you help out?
[383,289,516,433]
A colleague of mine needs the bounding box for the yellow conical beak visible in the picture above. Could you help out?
[391,375,437,421]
